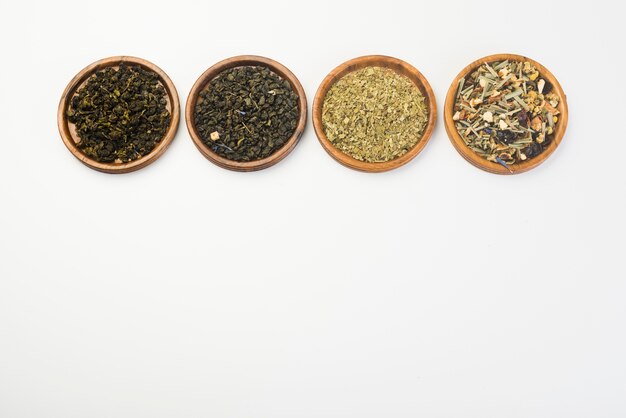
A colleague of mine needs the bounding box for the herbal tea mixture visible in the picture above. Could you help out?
[452,60,560,169]
[194,66,299,162]
[321,66,428,163]
[67,64,171,163]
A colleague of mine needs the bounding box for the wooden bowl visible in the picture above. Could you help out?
[312,55,437,173]
[444,53,568,175]
[185,56,307,172]
[57,56,180,174]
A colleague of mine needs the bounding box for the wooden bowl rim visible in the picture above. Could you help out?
[57,56,181,174]
[312,55,437,173]
[443,53,569,175]
[185,55,308,172]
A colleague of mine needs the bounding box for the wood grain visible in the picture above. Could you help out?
[443,53,569,175]
[185,56,307,172]
[57,56,180,174]
[312,55,437,173]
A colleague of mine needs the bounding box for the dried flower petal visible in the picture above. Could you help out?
[453,59,561,165]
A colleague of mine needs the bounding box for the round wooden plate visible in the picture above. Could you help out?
[312,55,437,173]
[185,56,307,172]
[444,53,568,175]
[57,56,180,174]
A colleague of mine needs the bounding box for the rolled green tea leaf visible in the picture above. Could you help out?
[194,66,299,162]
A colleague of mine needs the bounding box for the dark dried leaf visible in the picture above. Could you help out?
[194,66,299,162]
[67,64,171,163]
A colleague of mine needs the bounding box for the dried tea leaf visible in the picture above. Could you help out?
[194,66,299,162]
[67,64,171,163]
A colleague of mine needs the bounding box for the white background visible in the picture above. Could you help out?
[1,0,625,416]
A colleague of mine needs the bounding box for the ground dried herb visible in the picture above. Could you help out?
[67,64,171,163]
[194,66,299,162]
[322,66,428,163]
[453,60,561,169]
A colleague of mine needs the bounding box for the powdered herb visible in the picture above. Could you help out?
[322,66,428,163]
